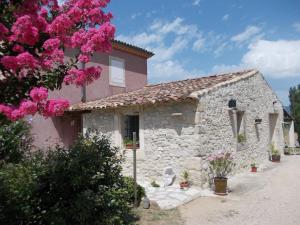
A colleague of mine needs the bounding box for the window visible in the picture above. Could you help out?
[124,115,139,141]
[109,57,125,87]
[236,111,246,144]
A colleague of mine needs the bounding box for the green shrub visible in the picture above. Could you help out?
[237,133,246,143]
[0,152,45,225]
[123,176,145,205]
[0,120,32,165]
[0,131,137,225]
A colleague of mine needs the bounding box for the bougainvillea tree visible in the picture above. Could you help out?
[0,0,115,121]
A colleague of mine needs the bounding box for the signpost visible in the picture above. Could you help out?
[133,132,138,207]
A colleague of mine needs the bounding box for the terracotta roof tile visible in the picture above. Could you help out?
[69,69,258,111]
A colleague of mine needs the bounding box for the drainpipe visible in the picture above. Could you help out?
[80,62,86,102]
[80,62,86,136]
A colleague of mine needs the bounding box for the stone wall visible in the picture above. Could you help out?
[122,102,200,183]
[84,73,284,187]
[123,73,284,187]
[187,73,284,186]
[82,111,114,139]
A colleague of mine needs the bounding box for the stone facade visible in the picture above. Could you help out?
[82,111,114,138]
[82,72,284,187]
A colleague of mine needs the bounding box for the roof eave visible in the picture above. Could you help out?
[67,97,198,112]
[112,40,154,59]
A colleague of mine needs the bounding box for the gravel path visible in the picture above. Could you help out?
[180,155,300,225]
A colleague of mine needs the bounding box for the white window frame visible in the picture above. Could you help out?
[109,56,125,87]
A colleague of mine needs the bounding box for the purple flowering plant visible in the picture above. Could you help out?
[208,151,235,179]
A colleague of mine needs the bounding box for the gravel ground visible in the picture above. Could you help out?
[180,155,300,225]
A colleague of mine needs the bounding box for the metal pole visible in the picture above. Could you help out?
[133,132,137,207]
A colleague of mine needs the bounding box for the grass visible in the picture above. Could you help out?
[133,206,183,225]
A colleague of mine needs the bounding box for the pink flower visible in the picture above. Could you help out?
[73,0,109,8]
[81,43,93,54]
[64,68,85,85]
[100,22,116,39]
[0,104,13,118]
[105,12,113,22]
[19,100,38,115]
[78,54,90,63]
[43,38,60,52]
[12,44,24,53]
[41,49,64,68]
[67,6,83,23]
[1,56,18,71]
[1,52,38,71]
[70,29,87,48]
[42,99,70,117]
[47,14,72,35]
[10,15,39,46]
[208,156,214,161]
[35,16,48,32]
[217,150,224,155]
[85,66,102,81]
[0,104,26,121]
[40,7,48,18]
[49,0,60,11]
[0,0,115,120]
[88,8,104,24]
[30,87,48,102]
[16,52,38,69]
[10,109,25,121]
[64,66,102,86]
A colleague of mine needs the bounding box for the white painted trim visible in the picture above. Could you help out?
[109,56,126,87]
[113,113,122,148]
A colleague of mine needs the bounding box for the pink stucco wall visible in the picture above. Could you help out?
[30,48,148,149]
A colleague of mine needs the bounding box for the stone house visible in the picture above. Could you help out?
[69,69,285,186]
[283,109,296,147]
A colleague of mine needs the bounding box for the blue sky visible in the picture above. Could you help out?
[107,0,300,105]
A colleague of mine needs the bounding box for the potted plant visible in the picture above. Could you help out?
[179,170,190,189]
[123,138,139,149]
[208,151,234,195]
[270,144,281,162]
[250,163,257,172]
[150,180,160,188]
[284,145,290,155]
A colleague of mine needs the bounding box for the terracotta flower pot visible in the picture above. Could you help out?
[214,177,227,195]
[271,155,281,162]
[251,167,257,173]
[125,144,139,149]
[180,181,189,189]
[284,148,290,155]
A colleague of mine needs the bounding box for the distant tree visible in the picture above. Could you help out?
[289,84,300,139]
